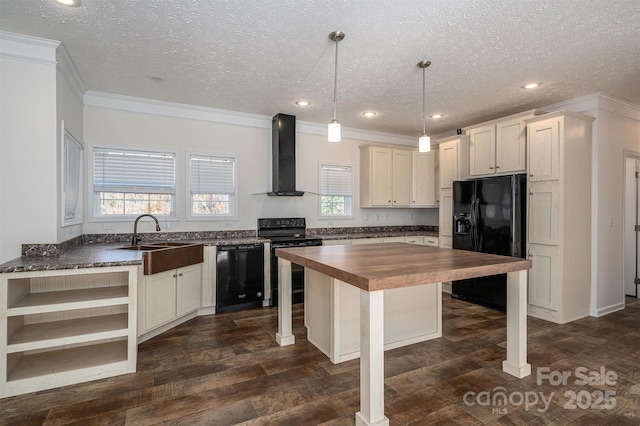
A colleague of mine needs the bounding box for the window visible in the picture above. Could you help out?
[319,163,353,217]
[62,129,83,226]
[92,147,176,217]
[188,154,236,218]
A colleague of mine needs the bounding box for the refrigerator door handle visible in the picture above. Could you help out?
[470,197,478,251]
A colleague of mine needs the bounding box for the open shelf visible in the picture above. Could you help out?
[1,265,138,398]
[7,313,129,353]
[7,340,128,382]
[7,286,129,316]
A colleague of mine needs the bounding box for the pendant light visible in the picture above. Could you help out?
[417,60,432,152]
[328,31,345,142]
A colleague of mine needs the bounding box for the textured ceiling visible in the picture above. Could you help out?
[1,0,639,137]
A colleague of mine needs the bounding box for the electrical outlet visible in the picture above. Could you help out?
[102,224,115,231]
[608,217,613,227]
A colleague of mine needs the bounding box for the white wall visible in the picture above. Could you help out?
[55,47,85,243]
[82,100,437,235]
[0,35,59,263]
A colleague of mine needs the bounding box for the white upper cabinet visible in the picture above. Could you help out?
[468,124,496,175]
[466,111,536,177]
[392,149,411,207]
[437,135,469,189]
[528,118,560,182]
[411,150,437,207]
[360,145,417,208]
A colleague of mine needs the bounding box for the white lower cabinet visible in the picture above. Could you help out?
[176,264,202,316]
[305,269,441,364]
[0,266,138,398]
[439,188,453,237]
[527,245,559,311]
[139,264,202,339]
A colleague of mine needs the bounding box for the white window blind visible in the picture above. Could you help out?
[189,154,235,195]
[93,148,175,194]
[63,130,83,222]
[320,164,353,196]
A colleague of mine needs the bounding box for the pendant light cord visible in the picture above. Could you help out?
[422,65,426,135]
[333,37,339,122]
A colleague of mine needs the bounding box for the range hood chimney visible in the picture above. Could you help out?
[269,113,304,196]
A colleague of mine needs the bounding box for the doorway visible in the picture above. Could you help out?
[624,154,640,297]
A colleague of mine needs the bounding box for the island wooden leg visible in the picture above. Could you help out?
[276,258,295,346]
[502,269,531,378]
[356,289,389,426]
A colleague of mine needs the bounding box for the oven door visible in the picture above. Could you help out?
[270,240,322,306]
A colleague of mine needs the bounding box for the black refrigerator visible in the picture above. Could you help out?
[451,174,526,311]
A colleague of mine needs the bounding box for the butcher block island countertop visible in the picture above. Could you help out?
[275,242,531,291]
[274,243,531,426]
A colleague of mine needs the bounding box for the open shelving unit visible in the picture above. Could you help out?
[1,265,137,398]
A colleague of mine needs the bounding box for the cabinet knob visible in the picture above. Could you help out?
[490,167,494,170]
[495,166,500,169]
[530,174,534,177]
[178,273,184,277]
[528,254,533,258]
[530,192,534,196]
[172,274,177,278]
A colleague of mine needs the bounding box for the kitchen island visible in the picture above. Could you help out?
[275,243,531,426]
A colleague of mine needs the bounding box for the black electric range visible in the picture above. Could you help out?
[257,218,322,305]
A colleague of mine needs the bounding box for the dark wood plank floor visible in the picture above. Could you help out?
[2,295,640,425]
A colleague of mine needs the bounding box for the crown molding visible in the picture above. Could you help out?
[541,92,640,121]
[84,91,416,144]
[84,91,271,129]
[56,43,86,104]
[0,31,59,64]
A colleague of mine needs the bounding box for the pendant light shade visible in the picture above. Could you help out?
[328,120,341,142]
[419,134,431,152]
[417,60,432,153]
[328,31,345,142]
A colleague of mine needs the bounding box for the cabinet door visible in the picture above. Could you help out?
[439,187,453,237]
[392,149,411,207]
[144,269,177,331]
[528,119,560,182]
[176,264,202,316]
[439,141,459,189]
[528,182,560,246]
[411,151,435,207]
[371,147,393,206]
[528,245,558,310]
[496,118,527,173]
[469,125,495,176]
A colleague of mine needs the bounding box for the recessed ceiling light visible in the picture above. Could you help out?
[53,0,81,7]
[296,100,310,107]
[362,111,377,118]
[430,113,444,119]
[522,82,542,90]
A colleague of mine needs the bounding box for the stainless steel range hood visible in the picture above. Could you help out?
[269,113,304,196]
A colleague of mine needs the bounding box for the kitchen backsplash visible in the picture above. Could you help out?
[21,225,438,257]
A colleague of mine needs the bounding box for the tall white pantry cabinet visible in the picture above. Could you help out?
[525,111,595,324]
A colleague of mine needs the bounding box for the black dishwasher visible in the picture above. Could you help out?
[216,244,264,313]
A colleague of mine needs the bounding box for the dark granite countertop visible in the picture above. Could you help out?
[0,238,270,273]
[0,228,438,273]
